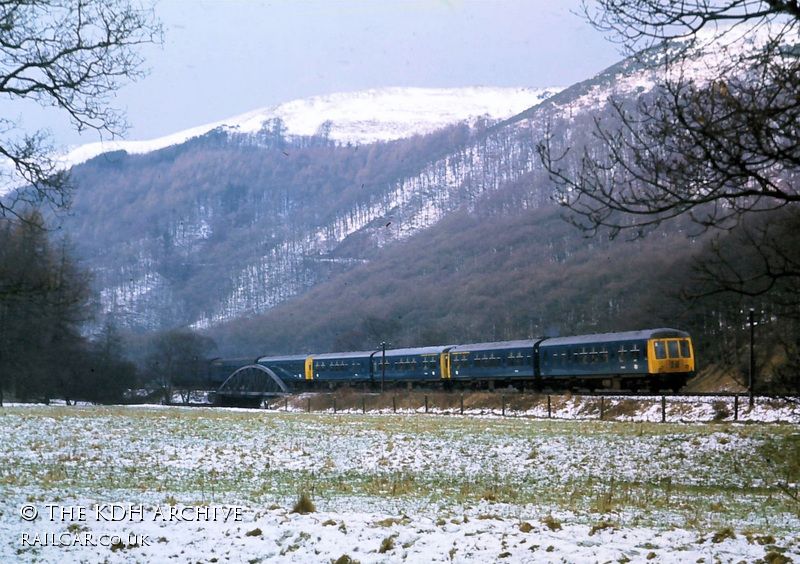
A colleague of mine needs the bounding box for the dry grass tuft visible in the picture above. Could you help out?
[291,491,316,515]
[589,521,617,536]
[711,527,736,543]
[541,515,562,531]
[378,535,396,554]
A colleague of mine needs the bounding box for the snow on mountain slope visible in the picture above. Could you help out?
[61,86,560,167]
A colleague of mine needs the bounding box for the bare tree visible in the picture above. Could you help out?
[537,1,800,391]
[146,328,217,404]
[539,1,800,241]
[0,0,163,220]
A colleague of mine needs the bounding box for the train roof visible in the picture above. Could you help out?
[449,339,537,353]
[310,345,453,361]
[210,356,261,365]
[310,350,377,361]
[256,353,310,363]
[382,345,453,356]
[540,328,690,347]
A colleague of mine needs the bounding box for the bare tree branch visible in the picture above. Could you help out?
[0,0,163,221]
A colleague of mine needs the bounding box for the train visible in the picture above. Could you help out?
[209,328,695,399]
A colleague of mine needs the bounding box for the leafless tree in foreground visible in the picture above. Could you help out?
[0,0,163,220]
[538,1,800,391]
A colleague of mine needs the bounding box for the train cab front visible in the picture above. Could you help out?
[647,331,695,391]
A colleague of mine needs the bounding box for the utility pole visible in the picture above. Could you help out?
[749,308,755,408]
[380,342,387,393]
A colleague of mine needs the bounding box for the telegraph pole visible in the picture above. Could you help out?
[749,308,755,408]
[380,342,387,393]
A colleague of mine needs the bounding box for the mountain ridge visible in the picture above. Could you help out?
[55,28,766,347]
[59,86,561,170]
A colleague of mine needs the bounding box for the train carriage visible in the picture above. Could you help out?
[256,353,311,384]
[307,350,375,382]
[371,345,453,383]
[538,328,694,392]
[448,340,538,382]
[208,357,260,387]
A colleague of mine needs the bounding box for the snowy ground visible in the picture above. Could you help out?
[1,405,798,563]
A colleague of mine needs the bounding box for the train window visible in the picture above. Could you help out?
[600,347,608,363]
[680,340,691,358]
[631,345,641,361]
[618,346,627,362]
[560,351,567,366]
[667,340,679,359]
[654,341,667,359]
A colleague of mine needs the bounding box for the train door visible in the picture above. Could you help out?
[440,351,451,379]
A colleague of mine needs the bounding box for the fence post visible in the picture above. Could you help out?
[502,394,506,417]
[333,397,337,414]
[661,396,666,423]
[734,395,739,421]
[460,393,464,415]
[285,397,288,412]
[547,395,552,419]
[425,395,428,413]
[362,396,366,414]
[307,397,310,413]
[600,397,605,420]
[393,396,396,413]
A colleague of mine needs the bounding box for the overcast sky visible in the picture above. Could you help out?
[16,0,623,149]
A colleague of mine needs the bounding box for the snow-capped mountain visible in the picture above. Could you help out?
[61,56,661,333]
[61,86,561,168]
[61,23,779,337]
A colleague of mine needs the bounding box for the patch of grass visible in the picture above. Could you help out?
[541,515,562,531]
[291,492,315,515]
[711,527,736,543]
[378,534,396,553]
[374,516,409,527]
[589,521,617,536]
[765,551,792,564]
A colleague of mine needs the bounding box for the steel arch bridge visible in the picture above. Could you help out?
[210,364,289,407]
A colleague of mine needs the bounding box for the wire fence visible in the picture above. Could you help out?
[262,391,800,424]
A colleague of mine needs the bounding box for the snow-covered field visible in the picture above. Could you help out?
[1,405,798,563]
